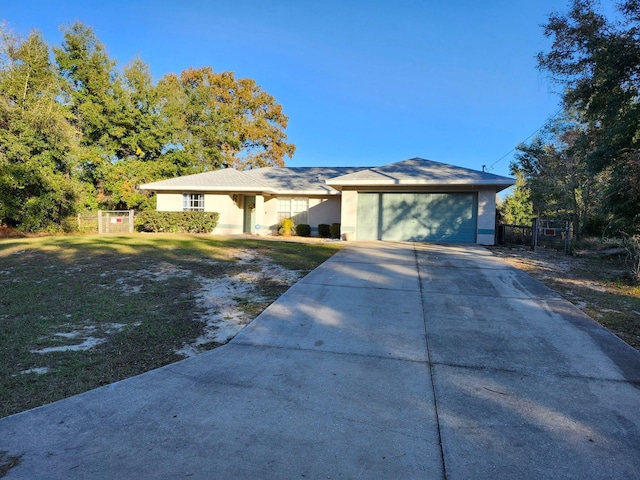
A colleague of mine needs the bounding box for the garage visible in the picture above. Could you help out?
[356,192,478,242]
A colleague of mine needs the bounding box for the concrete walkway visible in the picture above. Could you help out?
[2,242,640,479]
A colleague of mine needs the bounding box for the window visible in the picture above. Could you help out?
[183,193,204,211]
[277,197,309,224]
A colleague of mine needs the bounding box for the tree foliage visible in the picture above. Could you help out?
[158,67,295,171]
[0,21,295,230]
[498,171,534,226]
[0,27,90,231]
[511,115,606,237]
[535,0,640,227]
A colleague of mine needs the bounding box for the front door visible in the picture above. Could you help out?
[243,195,256,233]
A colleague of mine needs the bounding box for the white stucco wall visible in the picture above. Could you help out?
[340,190,359,237]
[476,189,497,245]
[259,196,275,234]
[210,194,243,235]
[308,197,341,233]
[156,193,182,211]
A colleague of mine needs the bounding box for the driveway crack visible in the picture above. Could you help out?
[414,244,448,480]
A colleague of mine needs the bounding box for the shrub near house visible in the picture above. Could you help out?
[296,224,311,237]
[136,211,219,233]
[318,224,331,238]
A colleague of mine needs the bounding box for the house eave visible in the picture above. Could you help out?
[139,185,279,194]
[140,185,343,196]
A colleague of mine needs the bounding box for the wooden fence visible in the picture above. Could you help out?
[498,219,572,253]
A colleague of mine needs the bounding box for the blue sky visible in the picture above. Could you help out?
[2,0,567,178]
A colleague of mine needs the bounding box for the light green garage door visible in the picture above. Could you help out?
[357,192,477,242]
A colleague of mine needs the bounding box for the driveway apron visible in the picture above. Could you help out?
[1,242,639,479]
[415,243,640,479]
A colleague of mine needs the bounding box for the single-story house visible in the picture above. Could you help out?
[139,157,514,244]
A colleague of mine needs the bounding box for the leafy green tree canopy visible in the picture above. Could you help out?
[0,26,90,231]
[0,20,296,227]
[498,171,534,226]
[538,0,640,223]
[158,66,296,172]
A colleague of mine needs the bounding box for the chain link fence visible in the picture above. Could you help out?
[77,210,135,234]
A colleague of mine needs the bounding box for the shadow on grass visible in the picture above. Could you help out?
[0,234,343,418]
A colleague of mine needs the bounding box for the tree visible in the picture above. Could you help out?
[158,67,295,172]
[1,20,297,227]
[0,27,88,231]
[511,116,606,238]
[538,0,640,226]
[498,171,534,225]
[94,58,181,210]
[54,25,296,211]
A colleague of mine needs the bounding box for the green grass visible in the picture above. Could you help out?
[0,234,343,418]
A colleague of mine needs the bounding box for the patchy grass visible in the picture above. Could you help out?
[491,246,640,352]
[0,234,343,418]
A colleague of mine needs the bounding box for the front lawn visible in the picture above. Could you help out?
[0,234,343,418]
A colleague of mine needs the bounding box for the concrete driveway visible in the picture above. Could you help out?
[1,242,639,479]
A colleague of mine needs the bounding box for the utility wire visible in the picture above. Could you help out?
[487,106,564,172]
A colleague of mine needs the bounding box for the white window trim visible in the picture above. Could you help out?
[277,197,309,224]
[183,193,205,211]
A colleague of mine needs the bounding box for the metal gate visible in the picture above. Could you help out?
[77,210,135,234]
[534,218,571,253]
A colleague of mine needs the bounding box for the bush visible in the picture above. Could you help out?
[330,223,341,239]
[318,224,331,238]
[61,216,80,234]
[621,233,640,282]
[296,223,311,237]
[278,217,296,236]
[582,216,609,237]
[136,211,219,233]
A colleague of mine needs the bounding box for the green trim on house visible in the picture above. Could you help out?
[477,229,495,235]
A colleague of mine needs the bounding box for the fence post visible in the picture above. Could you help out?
[129,210,134,233]
[531,218,538,252]
[98,210,103,234]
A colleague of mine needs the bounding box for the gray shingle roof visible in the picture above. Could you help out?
[140,168,276,192]
[326,158,514,190]
[245,167,367,194]
[140,158,514,194]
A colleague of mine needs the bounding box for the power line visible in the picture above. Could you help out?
[487,107,564,171]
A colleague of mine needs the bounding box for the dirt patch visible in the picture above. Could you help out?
[23,249,304,360]
[490,245,640,351]
[0,234,343,419]
[0,451,23,478]
[176,249,304,356]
